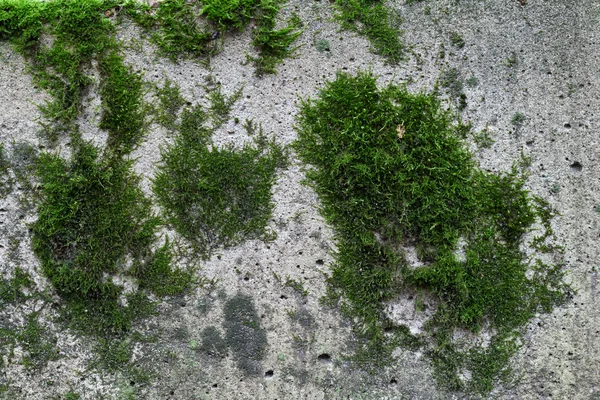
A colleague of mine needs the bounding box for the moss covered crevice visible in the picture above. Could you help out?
[294,70,570,394]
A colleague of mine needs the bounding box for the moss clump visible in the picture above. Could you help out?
[153,78,187,131]
[0,267,33,308]
[126,0,302,74]
[17,313,59,371]
[294,71,570,394]
[0,144,13,198]
[334,0,404,64]
[153,90,287,259]
[98,51,147,154]
[247,2,303,75]
[0,0,119,137]
[223,294,267,376]
[32,137,192,335]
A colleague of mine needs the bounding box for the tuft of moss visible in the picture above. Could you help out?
[17,313,59,371]
[223,293,267,376]
[153,89,287,259]
[32,137,191,335]
[0,144,13,198]
[153,77,187,131]
[98,51,147,154]
[125,0,301,75]
[293,71,570,394]
[248,2,303,75]
[334,0,404,64]
[126,0,213,61]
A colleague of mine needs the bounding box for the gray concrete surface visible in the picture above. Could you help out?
[0,0,599,398]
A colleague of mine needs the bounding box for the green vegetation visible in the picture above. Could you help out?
[316,38,331,53]
[0,0,119,139]
[153,90,287,259]
[440,67,467,111]
[334,0,404,64]
[32,137,193,335]
[0,0,199,382]
[0,144,13,198]
[247,5,302,75]
[153,78,187,131]
[294,71,570,394]
[17,313,59,371]
[511,112,526,126]
[284,277,308,297]
[223,294,267,376]
[450,31,465,48]
[466,76,479,88]
[126,0,302,74]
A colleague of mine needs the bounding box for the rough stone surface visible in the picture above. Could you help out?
[1,0,599,399]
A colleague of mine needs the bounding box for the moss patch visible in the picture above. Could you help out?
[293,71,570,394]
[125,0,302,74]
[153,88,287,259]
[32,137,192,336]
[334,0,404,64]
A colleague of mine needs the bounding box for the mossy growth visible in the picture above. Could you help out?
[32,136,193,336]
[247,3,303,76]
[0,0,121,139]
[17,313,59,371]
[293,71,570,394]
[125,0,302,74]
[153,87,287,259]
[334,0,404,64]
[152,77,187,131]
[0,144,13,198]
[0,267,34,308]
[223,293,267,376]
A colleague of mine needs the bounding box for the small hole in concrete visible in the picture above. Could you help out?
[212,383,218,387]
[564,123,571,128]
[318,353,331,362]
[390,378,398,384]
[130,381,135,386]
[570,162,582,172]
[316,259,324,265]
[265,370,274,377]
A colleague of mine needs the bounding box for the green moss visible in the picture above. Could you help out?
[223,293,267,376]
[126,0,213,60]
[207,83,243,128]
[248,2,302,76]
[450,31,465,48]
[32,137,190,336]
[153,90,287,259]
[0,144,13,198]
[17,313,59,371]
[0,267,33,307]
[98,51,147,154]
[126,0,301,75]
[441,67,464,100]
[0,0,119,138]
[153,77,187,131]
[334,0,404,64]
[284,277,307,297]
[511,112,526,126]
[293,71,570,394]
